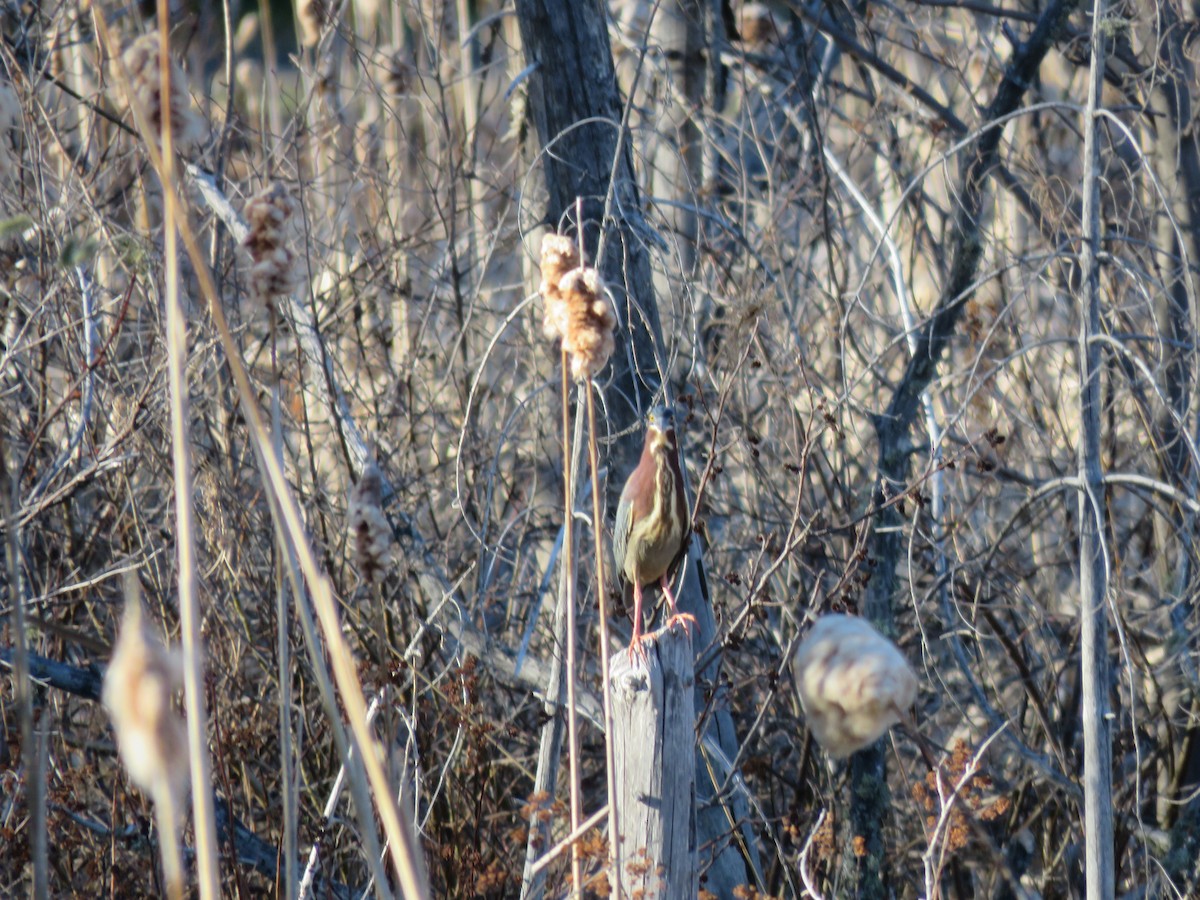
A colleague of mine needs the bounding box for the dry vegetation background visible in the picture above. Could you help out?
[2,0,1200,897]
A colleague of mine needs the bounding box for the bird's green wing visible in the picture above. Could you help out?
[612,492,631,587]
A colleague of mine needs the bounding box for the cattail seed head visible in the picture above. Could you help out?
[739,3,779,46]
[558,267,616,382]
[348,461,394,584]
[102,592,189,816]
[241,183,300,304]
[113,34,206,152]
[297,0,336,47]
[537,232,617,380]
[538,233,580,341]
[793,614,918,758]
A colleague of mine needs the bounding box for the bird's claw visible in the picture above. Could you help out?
[665,612,696,634]
[626,633,652,666]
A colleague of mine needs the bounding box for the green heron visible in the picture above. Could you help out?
[613,405,694,659]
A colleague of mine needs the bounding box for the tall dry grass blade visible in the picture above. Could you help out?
[151,11,221,897]
[269,304,299,900]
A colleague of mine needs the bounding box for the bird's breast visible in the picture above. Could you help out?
[621,455,685,585]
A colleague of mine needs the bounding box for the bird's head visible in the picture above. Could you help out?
[645,405,678,456]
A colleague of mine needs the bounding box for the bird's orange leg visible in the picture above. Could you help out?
[628,581,650,664]
[660,574,696,633]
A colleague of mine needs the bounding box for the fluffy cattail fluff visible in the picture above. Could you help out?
[297,0,336,47]
[793,614,918,758]
[558,267,616,381]
[538,233,580,341]
[0,79,21,185]
[114,34,206,151]
[348,461,394,584]
[103,590,189,815]
[240,183,299,304]
[537,233,616,381]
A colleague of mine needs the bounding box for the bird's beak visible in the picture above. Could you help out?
[648,424,675,453]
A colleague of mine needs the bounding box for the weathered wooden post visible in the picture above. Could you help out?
[609,620,697,899]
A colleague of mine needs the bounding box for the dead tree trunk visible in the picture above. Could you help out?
[514,1,759,895]
[513,0,664,465]
[1078,0,1115,895]
[609,621,697,899]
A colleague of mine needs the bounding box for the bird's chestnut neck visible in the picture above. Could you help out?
[645,426,676,457]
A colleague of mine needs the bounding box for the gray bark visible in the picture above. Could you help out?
[644,0,705,275]
[1078,2,1115,895]
[1141,0,1200,644]
[1138,6,1200,880]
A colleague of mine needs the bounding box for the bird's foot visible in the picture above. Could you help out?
[626,630,652,666]
[664,611,697,634]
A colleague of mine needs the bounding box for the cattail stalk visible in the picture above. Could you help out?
[267,295,300,900]
[0,78,20,187]
[583,382,622,897]
[0,436,47,899]
[539,220,620,896]
[559,350,585,898]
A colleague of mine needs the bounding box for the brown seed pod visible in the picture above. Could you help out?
[793,613,918,758]
[240,183,300,303]
[538,233,580,341]
[113,33,206,151]
[373,46,416,98]
[558,266,616,382]
[348,461,394,584]
[739,3,779,46]
[297,0,336,48]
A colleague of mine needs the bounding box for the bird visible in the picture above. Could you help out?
[613,405,694,660]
